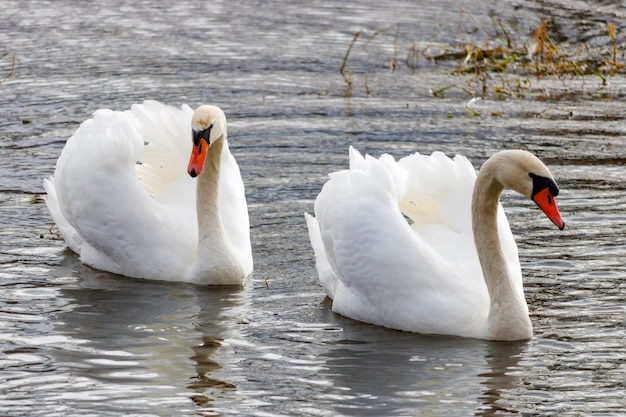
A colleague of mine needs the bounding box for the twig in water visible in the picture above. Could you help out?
[339,32,361,96]
[340,31,361,81]
[390,24,400,72]
[0,52,15,86]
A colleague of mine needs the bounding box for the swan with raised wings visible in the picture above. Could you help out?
[305,148,564,341]
[44,100,253,285]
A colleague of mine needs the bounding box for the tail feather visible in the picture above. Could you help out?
[43,176,83,253]
[305,212,339,300]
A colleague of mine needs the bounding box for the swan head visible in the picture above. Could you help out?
[487,150,565,230]
[187,105,227,177]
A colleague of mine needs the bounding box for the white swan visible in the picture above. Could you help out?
[44,100,253,285]
[305,148,564,341]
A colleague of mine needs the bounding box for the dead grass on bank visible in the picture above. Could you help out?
[339,12,624,100]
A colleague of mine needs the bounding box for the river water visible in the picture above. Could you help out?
[1,0,625,416]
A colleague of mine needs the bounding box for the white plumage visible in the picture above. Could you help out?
[306,147,563,341]
[44,100,252,285]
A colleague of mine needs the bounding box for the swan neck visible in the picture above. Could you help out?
[472,169,506,298]
[196,136,226,241]
[472,162,530,339]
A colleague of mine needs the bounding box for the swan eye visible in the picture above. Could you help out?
[202,125,213,141]
[192,125,213,146]
[529,172,559,198]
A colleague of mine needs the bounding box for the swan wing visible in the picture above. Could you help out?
[131,100,195,205]
[399,150,522,303]
[45,102,196,280]
[398,151,520,289]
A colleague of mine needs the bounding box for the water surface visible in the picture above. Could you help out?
[1,1,625,416]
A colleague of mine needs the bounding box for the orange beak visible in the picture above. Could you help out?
[533,188,565,230]
[187,138,209,178]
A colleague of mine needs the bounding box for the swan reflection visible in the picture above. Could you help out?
[51,251,248,412]
[319,312,527,416]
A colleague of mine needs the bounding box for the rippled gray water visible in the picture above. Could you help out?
[1,1,625,416]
